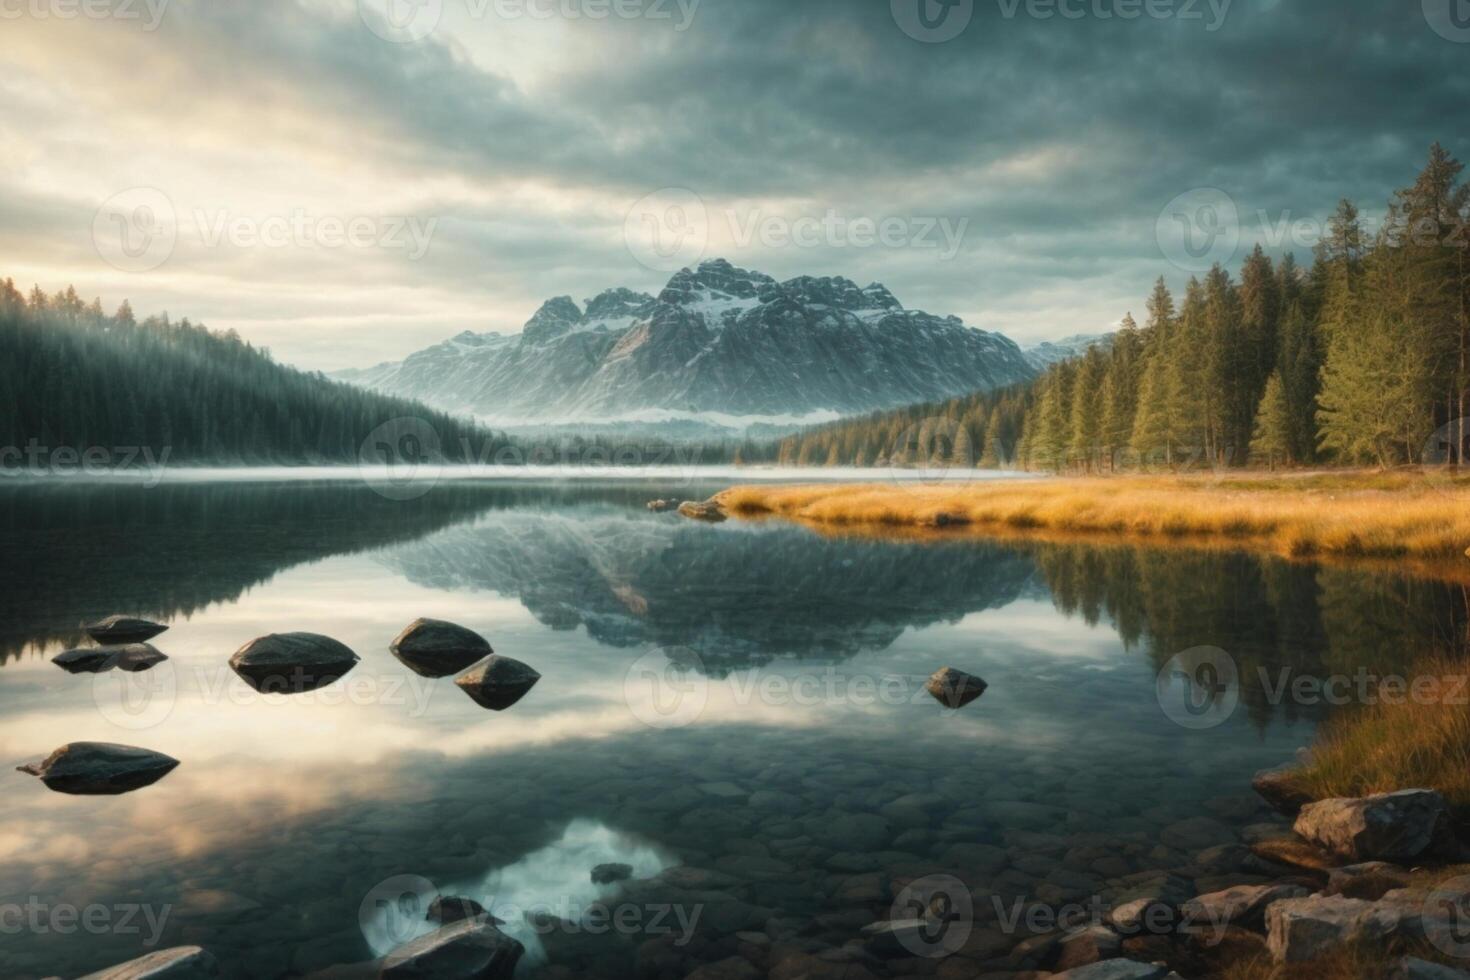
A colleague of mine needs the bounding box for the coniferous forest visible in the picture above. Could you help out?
[0,278,515,466]
[757,144,1470,472]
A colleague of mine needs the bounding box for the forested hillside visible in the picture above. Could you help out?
[0,281,507,466]
[758,144,1469,472]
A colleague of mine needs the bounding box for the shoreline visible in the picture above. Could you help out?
[704,471,1470,568]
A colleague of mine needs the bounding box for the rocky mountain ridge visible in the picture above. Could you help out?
[336,259,1038,423]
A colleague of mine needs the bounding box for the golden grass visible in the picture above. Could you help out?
[1285,653,1470,810]
[714,470,1470,566]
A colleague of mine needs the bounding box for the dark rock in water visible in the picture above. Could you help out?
[17,742,180,795]
[111,643,169,672]
[647,499,682,512]
[229,632,359,694]
[85,615,169,644]
[592,862,634,884]
[380,920,524,979]
[391,618,493,678]
[77,945,219,979]
[678,500,727,523]
[925,667,988,708]
[426,896,502,926]
[53,643,167,674]
[455,655,541,711]
[53,647,120,673]
[1252,765,1314,814]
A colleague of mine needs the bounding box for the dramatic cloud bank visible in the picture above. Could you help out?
[1,0,1463,368]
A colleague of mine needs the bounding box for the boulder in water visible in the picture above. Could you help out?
[18,742,180,795]
[455,656,541,711]
[111,643,169,672]
[229,632,360,694]
[53,647,121,674]
[678,500,727,523]
[391,619,493,678]
[1252,764,1314,814]
[85,615,169,644]
[925,667,988,708]
[53,643,167,674]
[77,945,219,979]
[380,919,524,979]
[427,895,502,926]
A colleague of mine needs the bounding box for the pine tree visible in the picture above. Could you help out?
[1249,372,1291,469]
[1068,346,1106,470]
[980,410,1006,468]
[1277,300,1320,463]
[1100,313,1143,469]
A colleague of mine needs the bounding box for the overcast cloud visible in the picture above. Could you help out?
[1,0,1465,368]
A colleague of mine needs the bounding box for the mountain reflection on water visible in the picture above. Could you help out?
[0,479,1465,978]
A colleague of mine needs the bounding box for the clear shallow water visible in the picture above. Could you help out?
[0,480,1463,978]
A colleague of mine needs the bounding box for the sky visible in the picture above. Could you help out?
[1,0,1466,370]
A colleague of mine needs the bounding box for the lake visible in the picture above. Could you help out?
[0,478,1463,978]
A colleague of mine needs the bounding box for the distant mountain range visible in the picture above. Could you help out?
[1022,333,1115,368]
[336,259,1043,428]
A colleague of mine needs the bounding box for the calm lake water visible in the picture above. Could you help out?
[0,478,1464,978]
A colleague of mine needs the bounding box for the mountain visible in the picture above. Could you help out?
[1023,332,1115,370]
[336,259,1036,425]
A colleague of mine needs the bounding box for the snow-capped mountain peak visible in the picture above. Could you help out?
[336,259,1036,423]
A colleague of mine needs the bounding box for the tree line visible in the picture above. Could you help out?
[0,281,518,467]
[754,144,1469,472]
